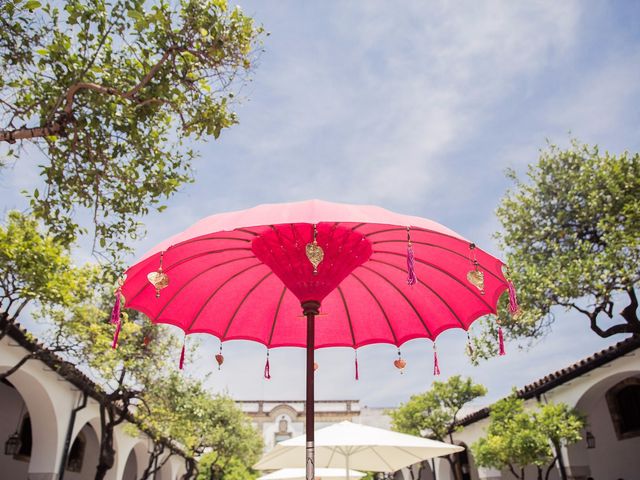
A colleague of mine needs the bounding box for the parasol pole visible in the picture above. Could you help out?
[303,300,320,480]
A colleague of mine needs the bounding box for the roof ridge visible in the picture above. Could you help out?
[457,335,640,427]
[0,314,191,459]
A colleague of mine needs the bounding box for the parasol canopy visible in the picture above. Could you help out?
[113,199,518,480]
[257,468,365,480]
[119,199,513,350]
[255,421,463,477]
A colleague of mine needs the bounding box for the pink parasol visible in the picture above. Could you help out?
[112,199,518,480]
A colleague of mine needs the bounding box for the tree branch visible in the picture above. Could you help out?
[0,47,178,144]
[0,352,35,381]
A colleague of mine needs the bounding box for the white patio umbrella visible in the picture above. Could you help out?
[258,468,366,480]
[255,421,463,479]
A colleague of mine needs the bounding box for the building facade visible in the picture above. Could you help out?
[245,338,640,480]
[0,321,188,480]
[430,337,640,480]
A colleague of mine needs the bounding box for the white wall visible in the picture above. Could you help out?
[0,335,187,480]
[0,381,31,480]
[450,348,640,480]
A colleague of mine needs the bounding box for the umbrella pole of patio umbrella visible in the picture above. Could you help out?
[303,300,320,480]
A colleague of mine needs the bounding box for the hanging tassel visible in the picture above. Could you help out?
[507,280,520,317]
[110,289,121,325]
[264,350,271,379]
[355,351,359,380]
[179,338,186,370]
[433,343,440,376]
[406,227,417,286]
[466,332,474,356]
[111,319,122,350]
[498,324,506,356]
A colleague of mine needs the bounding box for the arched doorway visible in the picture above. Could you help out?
[566,370,640,480]
[0,379,31,479]
[453,442,479,480]
[122,447,138,480]
[63,422,100,480]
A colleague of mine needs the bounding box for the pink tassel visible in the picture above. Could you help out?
[508,280,520,316]
[498,326,506,356]
[355,352,359,380]
[111,320,122,349]
[407,244,417,286]
[179,340,186,370]
[264,354,271,379]
[433,346,440,376]
[110,289,121,325]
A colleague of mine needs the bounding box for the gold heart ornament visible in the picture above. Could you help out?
[147,270,169,297]
[305,241,324,274]
[467,269,485,294]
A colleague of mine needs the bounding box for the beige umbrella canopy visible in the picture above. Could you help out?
[258,468,366,480]
[255,421,463,479]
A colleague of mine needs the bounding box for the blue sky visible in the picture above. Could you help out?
[2,1,640,408]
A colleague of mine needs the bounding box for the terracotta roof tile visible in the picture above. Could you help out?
[457,335,640,427]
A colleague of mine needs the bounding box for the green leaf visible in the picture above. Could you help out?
[24,0,41,11]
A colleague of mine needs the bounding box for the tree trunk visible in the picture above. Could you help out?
[182,457,198,480]
[95,403,116,480]
[508,464,524,480]
[587,288,640,337]
[444,455,460,480]
[545,457,558,480]
[140,443,165,480]
[446,433,461,480]
[552,440,568,480]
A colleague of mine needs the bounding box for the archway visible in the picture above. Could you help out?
[122,447,138,480]
[63,422,100,480]
[0,364,60,477]
[454,442,479,480]
[0,379,31,479]
[566,370,640,480]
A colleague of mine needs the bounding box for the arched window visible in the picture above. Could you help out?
[274,416,291,444]
[66,432,86,472]
[15,414,32,460]
[606,377,640,440]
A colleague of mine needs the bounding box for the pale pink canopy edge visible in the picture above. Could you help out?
[135,199,468,262]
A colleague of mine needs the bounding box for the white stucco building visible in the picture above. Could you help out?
[0,320,189,480]
[396,336,640,480]
[247,337,640,480]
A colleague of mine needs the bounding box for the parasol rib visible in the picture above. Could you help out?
[148,256,257,320]
[127,248,253,304]
[223,271,274,338]
[359,264,433,338]
[267,286,288,347]
[365,226,467,245]
[235,228,260,236]
[187,262,266,331]
[337,286,357,347]
[369,445,396,472]
[371,253,494,310]
[350,272,399,345]
[161,235,252,250]
[367,258,466,330]
[372,240,504,283]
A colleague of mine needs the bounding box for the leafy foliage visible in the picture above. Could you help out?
[391,375,487,440]
[53,285,182,479]
[390,376,487,480]
[474,140,640,359]
[0,0,264,259]
[472,395,584,480]
[0,210,97,324]
[141,372,263,479]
